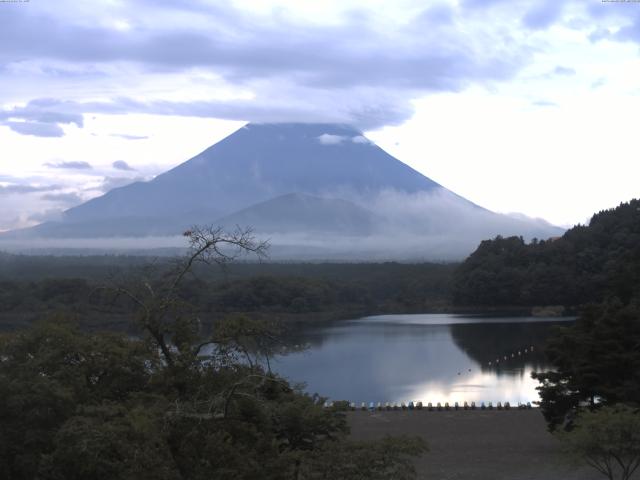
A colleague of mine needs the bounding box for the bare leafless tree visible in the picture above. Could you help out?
[107,225,268,367]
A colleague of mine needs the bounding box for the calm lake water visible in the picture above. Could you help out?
[273,314,574,405]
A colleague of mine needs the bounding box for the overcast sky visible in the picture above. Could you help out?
[1,0,639,232]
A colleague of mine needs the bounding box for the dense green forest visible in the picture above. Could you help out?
[0,255,455,331]
[452,199,640,431]
[453,199,640,307]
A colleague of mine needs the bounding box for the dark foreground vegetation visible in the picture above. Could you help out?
[0,227,427,480]
[0,319,427,480]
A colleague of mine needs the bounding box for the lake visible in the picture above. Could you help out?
[273,314,574,405]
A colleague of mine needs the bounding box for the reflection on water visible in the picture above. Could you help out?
[273,314,573,404]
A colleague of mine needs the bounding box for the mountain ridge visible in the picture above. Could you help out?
[62,123,447,224]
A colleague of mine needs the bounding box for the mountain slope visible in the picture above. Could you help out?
[62,123,445,224]
[215,193,380,235]
[1,122,564,259]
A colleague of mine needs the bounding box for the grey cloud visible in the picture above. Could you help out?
[415,4,455,25]
[4,121,64,137]
[0,183,62,194]
[582,4,640,45]
[0,3,529,128]
[589,27,611,43]
[0,97,84,137]
[615,14,640,43]
[44,161,92,170]
[11,94,415,130]
[109,134,149,140]
[132,0,237,17]
[0,175,21,182]
[553,66,576,76]
[461,0,511,9]
[112,160,136,171]
[591,77,606,89]
[522,1,564,30]
[40,192,83,205]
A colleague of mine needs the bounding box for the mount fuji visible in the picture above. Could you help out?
[2,123,562,259]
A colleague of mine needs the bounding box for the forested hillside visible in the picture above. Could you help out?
[454,199,640,430]
[453,199,640,307]
[0,257,455,331]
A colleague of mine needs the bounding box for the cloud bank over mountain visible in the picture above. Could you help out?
[0,0,534,136]
[2,0,637,230]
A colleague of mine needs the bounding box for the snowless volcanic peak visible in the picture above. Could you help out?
[1,122,564,259]
[55,122,444,225]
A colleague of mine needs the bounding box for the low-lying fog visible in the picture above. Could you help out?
[0,189,563,261]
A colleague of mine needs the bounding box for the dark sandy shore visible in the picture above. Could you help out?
[348,409,604,480]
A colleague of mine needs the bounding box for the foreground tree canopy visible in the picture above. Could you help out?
[0,227,427,479]
[533,299,640,430]
[0,320,425,480]
[558,405,640,480]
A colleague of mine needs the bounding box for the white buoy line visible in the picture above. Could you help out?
[324,401,534,411]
